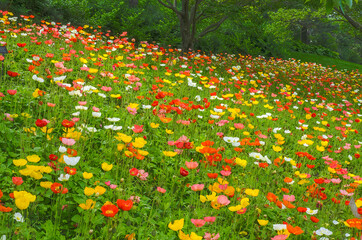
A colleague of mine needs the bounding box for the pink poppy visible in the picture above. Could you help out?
[234,123,245,129]
[217,195,230,206]
[204,232,220,240]
[132,125,144,133]
[191,219,206,227]
[78,101,87,106]
[271,235,288,240]
[220,170,231,176]
[191,184,204,191]
[185,161,198,169]
[204,216,216,223]
[157,187,166,193]
[283,195,295,202]
[61,138,76,146]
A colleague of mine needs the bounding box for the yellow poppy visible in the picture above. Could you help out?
[79,199,96,210]
[13,159,27,166]
[101,162,113,171]
[163,151,177,157]
[83,172,93,179]
[257,219,269,226]
[27,155,41,163]
[168,218,184,231]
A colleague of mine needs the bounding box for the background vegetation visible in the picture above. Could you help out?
[1,0,361,65]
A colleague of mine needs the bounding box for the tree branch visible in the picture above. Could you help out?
[197,15,229,39]
[157,0,183,15]
[334,7,362,33]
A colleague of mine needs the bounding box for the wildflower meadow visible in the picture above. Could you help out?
[0,10,361,240]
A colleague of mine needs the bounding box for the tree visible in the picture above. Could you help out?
[156,0,253,51]
[306,0,361,33]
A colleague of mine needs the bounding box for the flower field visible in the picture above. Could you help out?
[0,10,361,240]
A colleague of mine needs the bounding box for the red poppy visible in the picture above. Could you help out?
[310,216,319,223]
[306,164,315,169]
[207,173,218,179]
[101,204,119,217]
[297,207,307,212]
[314,178,324,184]
[266,192,278,203]
[61,119,75,128]
[35,119,48,127]
[117,199,133,211]
[180,167,189,177]
[49,154,58,161]
[0,205,12,212]
[129,168,138,176]
[7,89,17,95]
[7,71,19,77]
[17,43,26,47]
[51,183,64,194]
[64,167,77,175]
[12,177,23,186]
[259,162,268,168]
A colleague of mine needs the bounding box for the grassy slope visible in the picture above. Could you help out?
[286,51,362,72]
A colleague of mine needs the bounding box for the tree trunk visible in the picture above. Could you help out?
[129,0,138,8]
[301,25,309,44]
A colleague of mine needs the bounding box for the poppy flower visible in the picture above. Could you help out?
[116,199,133,211]
[7,71,19,77]
[310,216,319,223]
[180,167,189,177]
[35,119,48,128]
[7,89,17,95]
[207,173,218,179]
[101,203,119,217]
[61,119,75,128]
[12,177,23,186]
[168,218,184,231]
[129,168,138,176]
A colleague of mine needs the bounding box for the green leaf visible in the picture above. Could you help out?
[346,0,353,8]
[71,214,81,223]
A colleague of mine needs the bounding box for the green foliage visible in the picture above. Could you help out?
[286,51,362,71]
[292,41,340,58]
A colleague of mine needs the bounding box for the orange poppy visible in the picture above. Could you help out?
[286,224,304,235]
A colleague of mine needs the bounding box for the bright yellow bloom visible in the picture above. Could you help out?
[240,198,250,208]
[13,159,27,166]
[115,133,132,143]
[257,219,269,226]
[127,103,139,110]
[316,145,325,152]
[117,144,125,151]
[27,155,41,163]
[83,172,93,179]
[150,123,159,128]
[228,205,242,212]
[133,137,147,148]
[163,151,177,157]
[273,145,282,152]
[94,186,106,196]
[235,158,247,167]
[14,191,36,210]
[136,150,148,156]
[101,162,113,171]
[40,181,53,188]
[168,218,184,231]
[84,187,95,196]
[88,68,98,73]
[245,189,259,197]
[79,199,96,210]
[166,129,174,134]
